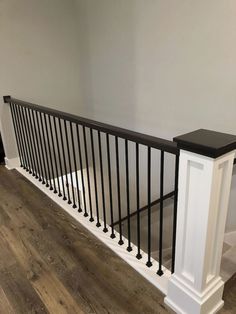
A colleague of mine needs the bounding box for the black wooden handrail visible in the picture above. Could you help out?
[4,96,179,154]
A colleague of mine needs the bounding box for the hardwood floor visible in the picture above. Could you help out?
[0,165,235,313]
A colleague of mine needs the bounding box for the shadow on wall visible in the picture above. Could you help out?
[226,166,236,233]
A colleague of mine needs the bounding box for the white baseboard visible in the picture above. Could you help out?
[16,166,171,295]
[4,156,20,170]
[165,275,224,314]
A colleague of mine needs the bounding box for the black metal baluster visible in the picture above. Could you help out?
[24,107,36,175]
[22,106,35,175]
[90,129,101,227]
[125,139,132,251]
[53,117,64,197]
[83,126,94,222]
[26,107,38,176]
[39,112,51,187]
[59,118,71,203]
[76,124,87,215]
[45,114,57,191]
[28,109,41,179]
[136,143,142,259]
[13,104,28,170]
[171,154,179,273]
[43,113,55,190]
[106,134,115,238]
[98,131,108,232]
[18,105,31,171]
[115,136,123,245]
[70,122,81,209]
[48,116,59,194]
[146,147,152,267]
[21,107,35,175]
[157,150,164,276]
[36,111,48,185]
[10,103,24,167]
[64,120,76,208]
[31,110,44,182]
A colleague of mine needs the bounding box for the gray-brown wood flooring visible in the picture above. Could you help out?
[0,166,235,313]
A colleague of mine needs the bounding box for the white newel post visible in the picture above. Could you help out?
[165,129,236,314]
[1,96,20,169]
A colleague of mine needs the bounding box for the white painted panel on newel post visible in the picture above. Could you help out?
[0,97,19,165]
[165,129,236,314]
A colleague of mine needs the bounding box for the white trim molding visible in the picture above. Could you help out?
[165,149,235,314]
[4,156,20,170]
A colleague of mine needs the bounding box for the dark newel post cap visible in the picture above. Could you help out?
[3,95,11,103]
[173,129,236,158]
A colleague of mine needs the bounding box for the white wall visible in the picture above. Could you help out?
[74,0,236,137]
[73,0,236,231]
[0,0,82,158]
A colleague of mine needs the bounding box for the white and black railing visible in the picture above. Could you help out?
[3,96,236,314]
[4,95,179,276]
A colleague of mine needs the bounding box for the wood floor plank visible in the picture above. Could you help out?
[0,286,15,314]
[0,224,84,314]
[0,196,77,275]
[0,235,48,314]
[0,263,49,314]
[0,230,17,271]
[0,204,10,227]
[30,270,84,314]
